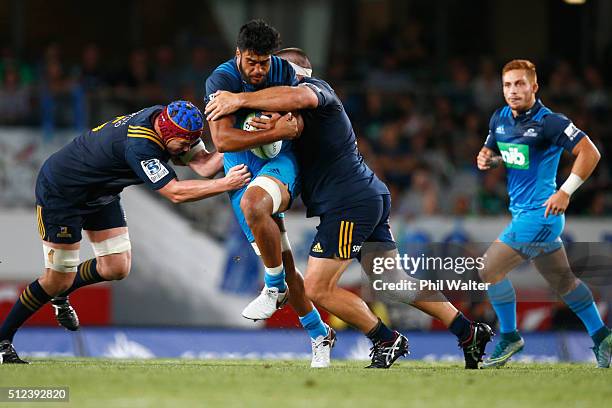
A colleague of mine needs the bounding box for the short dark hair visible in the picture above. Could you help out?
[275,47,312,70]
[236,19,281,56]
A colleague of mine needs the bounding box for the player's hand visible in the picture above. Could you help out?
[477,148,500,170]
[223,164,251,190]
[246,112,282,130]
[272,112,299,140]
[205,91,243,121]
[542,190,570,218]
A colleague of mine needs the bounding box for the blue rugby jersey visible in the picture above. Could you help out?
[205,56,298,175]
[484,99,585,214]
[40,106,175,208]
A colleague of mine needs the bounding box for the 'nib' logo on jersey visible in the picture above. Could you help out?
[497,142,529,170]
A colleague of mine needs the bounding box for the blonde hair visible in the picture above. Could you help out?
[502,59,537,83]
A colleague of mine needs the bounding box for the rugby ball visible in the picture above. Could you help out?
[242,112,282,159]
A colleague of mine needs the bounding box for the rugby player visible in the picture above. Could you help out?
[206,48,493,369]
[476,59,611,368]
[205,20,334,368]
[0,101,250,364]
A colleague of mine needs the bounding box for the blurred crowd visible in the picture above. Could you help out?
[1,37,610,217]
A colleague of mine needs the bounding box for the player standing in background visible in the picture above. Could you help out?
[205,20,335,367]
[0,101,251,364]
[476,59,611,368]
[206,48,493,369]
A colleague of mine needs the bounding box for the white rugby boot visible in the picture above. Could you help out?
[311,324,337,368]
[241,286,289,321]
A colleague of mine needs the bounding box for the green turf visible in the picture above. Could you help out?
[1,359,610,408]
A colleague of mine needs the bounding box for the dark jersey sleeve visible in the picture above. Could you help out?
[300,78,341,111]
[205,71,240,105]
[542,113,586,153]
[125,140,176,190]
[484,112,499,152]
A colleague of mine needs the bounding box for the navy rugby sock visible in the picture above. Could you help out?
[449,312,472,343]
[59,258,107,297]
[0,280,52,342]
[366,318,396,343]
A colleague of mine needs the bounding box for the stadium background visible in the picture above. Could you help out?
[0,0,610,362]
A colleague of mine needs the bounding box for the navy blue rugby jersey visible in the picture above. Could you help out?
[40,105,176,207]
[297,77,389,217]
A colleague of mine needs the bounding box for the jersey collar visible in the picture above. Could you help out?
[514,99,543,122]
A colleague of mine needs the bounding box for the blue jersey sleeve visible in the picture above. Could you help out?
[205,70,240,105]
[542,113,586,153]
[300,78,341,110]
[125,141,176,190]
[484,112,498,152]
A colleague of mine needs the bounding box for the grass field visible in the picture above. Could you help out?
[1,359,611,408]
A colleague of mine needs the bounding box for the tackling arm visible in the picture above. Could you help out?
[205,86,318,121]
[208,114,298,153]
[186,150,224,178]
[156,164,251,204]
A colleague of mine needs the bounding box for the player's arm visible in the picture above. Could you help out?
[476,147,503,170]
[208,113,298,153]
[205,86,318,121]
[205,72,298,153]
[157,164,251,204]
[176,139,224,178]
[477,115,502,170]
[542,116,601,217]
[127,142,249,203]
[543,136,601,217]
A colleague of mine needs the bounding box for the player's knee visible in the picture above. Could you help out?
[97,253,131,281]
[240,192,270,225]
[478,266,495,284]
[303,275,329,304]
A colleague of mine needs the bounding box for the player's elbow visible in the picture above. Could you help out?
[215,142,229,153]
[159,181,186,204]
[212,136,230,153]
[592,146,601,164]
[209,132,228,153]
[168,194,184,204]
[298,89,319,109]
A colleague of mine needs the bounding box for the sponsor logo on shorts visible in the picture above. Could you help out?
[497,142,529,170]
[311,242,324,253]
[352,244,362,253]
[141,159,169,183]
[57,226,72,239]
